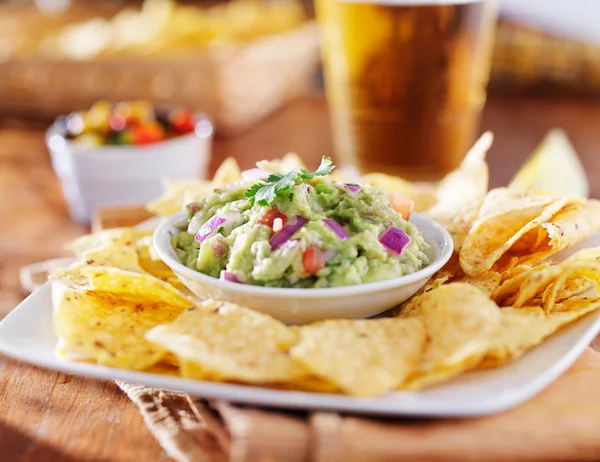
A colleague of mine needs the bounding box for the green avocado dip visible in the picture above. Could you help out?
[172,157,430,288]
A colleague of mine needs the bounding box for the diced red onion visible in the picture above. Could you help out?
[195,212,241,243]
[322,218,349,240]
[270,215,308,250]
[241,168,270,182]
[195,215,225,243]
[337,182,362,195]
[220,271,243,283]
[379,226,411,255]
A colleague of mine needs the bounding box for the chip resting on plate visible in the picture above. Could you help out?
[78,266,194,307]
[460,188,600,277]
[146,300,308,384]
[134,234,184,289]
[482,298,600,367]
[66,227,139,257]
[78,229,143,272]
[290,318,425,397]
[52,284,188,370]
[399,283,501,390]
[493,247,600,309]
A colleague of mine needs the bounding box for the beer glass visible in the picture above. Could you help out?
[316,0,498,180]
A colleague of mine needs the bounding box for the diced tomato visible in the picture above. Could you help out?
[302,247,325,275]
[131,122,165,145]
[169,108,196,134]
[388,192,414,220]
[258,208,288,228]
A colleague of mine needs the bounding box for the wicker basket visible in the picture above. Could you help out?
[0,22,320,135]
[490,20,600,96]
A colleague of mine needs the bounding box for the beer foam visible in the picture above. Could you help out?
[336,0,480,4]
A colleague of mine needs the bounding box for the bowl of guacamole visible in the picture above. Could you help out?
[154,157,452,323]
[170,157,431,288]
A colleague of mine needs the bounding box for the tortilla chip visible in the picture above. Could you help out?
[146,300,307,384]
[542,200,600,258]
[542,261,600,311]
[457,272,502,296]
[460,188,600,277]
[66,228,136,257]
[426,132,492,251]
[482,298,600,367]
[396,254,500,317]
[256,152,307,173]
[212,157,242,186]
[134,235,186,290]
[79,229,142,273]
[400,283,500,390]
[360,173,415,199]
[52,284,185,370]
[79,266,194,308]
[290,318,425,397]
[493,248,600,308]
[146,178,215,217]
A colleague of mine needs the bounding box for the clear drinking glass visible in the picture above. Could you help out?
[316,0,498,181]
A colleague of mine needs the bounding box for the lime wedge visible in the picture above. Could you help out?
[508,129,589,197]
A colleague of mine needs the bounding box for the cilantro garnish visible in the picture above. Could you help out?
[245,156,335,206]
[217,227,225,235]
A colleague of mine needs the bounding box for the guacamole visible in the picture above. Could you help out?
[172,158,430,288]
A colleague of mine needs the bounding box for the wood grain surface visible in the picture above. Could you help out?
[2,95,600,461]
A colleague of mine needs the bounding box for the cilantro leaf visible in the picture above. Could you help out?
[245,156,336,207]
[299,156,334,180]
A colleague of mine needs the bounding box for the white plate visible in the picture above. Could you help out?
[2,282,600,417]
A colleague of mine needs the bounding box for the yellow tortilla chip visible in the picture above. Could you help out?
[400,283,500,390]
[426,132,492,251]
[493,248,600,308]
[481,307,556,368]
[542,261,600,311]
[134,235,186,289]
[79,230,142,273]
[146,300,307,384]
[66,228,136,257]
[460,188,600,277]
[146,178,215,217]
[290,318,425,397]
[482,298,600,368]
[79,266,194,307]
[212,157,242,186]
[52,284,186,370]
[256,152,307,173]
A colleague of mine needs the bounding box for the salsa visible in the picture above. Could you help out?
[172,157,430,288]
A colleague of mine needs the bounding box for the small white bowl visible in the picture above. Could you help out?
[154,211,453,324]
[46,114,213,224]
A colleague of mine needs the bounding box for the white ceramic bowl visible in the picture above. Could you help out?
[154,211,453,324]
[46,114,213,224]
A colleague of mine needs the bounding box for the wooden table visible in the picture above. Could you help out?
[2,95,600,461]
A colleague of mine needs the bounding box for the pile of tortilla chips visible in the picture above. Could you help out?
[50,134,600,397]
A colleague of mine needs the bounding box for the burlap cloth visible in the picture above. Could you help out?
[116,339,600,462]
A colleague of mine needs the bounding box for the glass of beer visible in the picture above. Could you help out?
[316,0,498,180]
